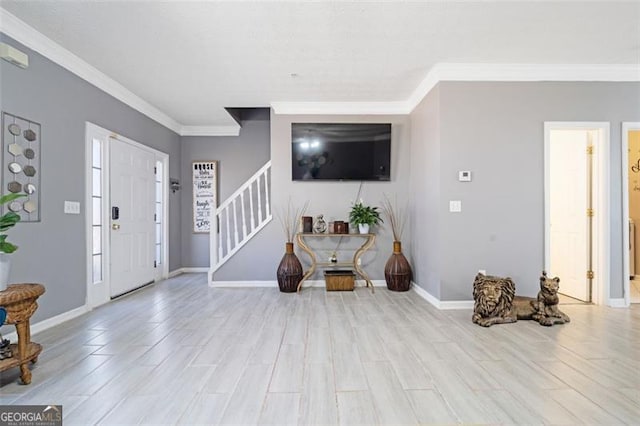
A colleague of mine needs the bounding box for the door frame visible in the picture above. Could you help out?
[544,122,610,305]
[85,122,169,308]
[622,122,640,307]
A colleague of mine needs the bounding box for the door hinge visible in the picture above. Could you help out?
[587,270,594,280]
[154,260,157,268]
[587,208,594,217]
[587,145,594,155]
[154,213,157,222]
[154,166,157,174]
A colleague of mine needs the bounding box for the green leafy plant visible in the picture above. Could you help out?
[0,193,25,253]
[349,201,383,226]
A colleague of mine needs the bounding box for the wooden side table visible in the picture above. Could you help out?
[0,283,45,384]
[295,233,376,293]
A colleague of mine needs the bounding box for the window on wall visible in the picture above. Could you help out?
[155,160,163,267]
[92,138,103,283]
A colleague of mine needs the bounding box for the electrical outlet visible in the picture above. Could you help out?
[449,200,462,212]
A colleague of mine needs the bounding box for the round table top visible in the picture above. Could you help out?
[0,283,45,305]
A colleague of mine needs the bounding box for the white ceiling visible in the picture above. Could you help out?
[1,1,639,133]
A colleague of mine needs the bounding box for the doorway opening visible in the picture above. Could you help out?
[622,122,640,305]
[85,122,169,308]
[544,122,610,305]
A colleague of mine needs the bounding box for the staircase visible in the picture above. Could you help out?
[209,161,272,283]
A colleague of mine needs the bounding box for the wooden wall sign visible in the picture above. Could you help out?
[192,161,217,233]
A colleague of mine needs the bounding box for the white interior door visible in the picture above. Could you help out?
[549,130,590,301]
[109,137,156,297]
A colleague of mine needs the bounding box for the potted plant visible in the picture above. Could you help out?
[380,194,412,291]
[276,199,308,293]
[0,193,25,291]
[349,200,382,234]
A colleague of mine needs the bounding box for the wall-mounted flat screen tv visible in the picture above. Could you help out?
[291,123,391,181]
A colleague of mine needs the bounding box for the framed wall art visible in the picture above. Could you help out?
[1,112,41,222]
[192,160,217,233]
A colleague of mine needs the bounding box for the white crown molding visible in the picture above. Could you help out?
[405,62,640,112]
[271,101,410,116]
[180,125,240,137]
[275,63,640,116]
[0,8,184,135]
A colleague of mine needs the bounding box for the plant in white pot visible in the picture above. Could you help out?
[0,193,25,291]
[349,200,383,234]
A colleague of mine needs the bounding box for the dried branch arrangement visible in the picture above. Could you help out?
[381,194,408,242]
[278,198,309,242]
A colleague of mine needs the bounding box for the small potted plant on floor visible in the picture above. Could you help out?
[349,200,382,234]
[0,193,25,291]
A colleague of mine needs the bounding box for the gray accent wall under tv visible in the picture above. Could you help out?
[0,34,182,324]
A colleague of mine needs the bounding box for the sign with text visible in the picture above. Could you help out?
[192,161,217,233]
[0,405,62,426]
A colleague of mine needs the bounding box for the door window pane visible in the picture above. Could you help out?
[92,254,102,283]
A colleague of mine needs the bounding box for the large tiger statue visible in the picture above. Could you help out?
[472,271,570,327]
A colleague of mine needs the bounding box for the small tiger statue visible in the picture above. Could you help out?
[530,271,570,326]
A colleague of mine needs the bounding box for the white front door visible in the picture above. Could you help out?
[109,137,156,297]
[549,129,591,301]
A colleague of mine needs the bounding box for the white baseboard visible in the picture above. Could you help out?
[168,268,183,278]
[411,282,474,310]
[210,280,278,288]
[181,267,208,274]
[608,298,629,308]
[207,279,386,288]
[3,304,89,342]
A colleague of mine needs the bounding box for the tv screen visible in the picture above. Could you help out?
[291,123,391,181]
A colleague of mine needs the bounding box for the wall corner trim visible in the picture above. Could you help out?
[2,304,89,342]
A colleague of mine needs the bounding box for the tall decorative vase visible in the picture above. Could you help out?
[0,253,10,292]
[277,242,303,293]
[384,241,412,292]
[358,223,370,234]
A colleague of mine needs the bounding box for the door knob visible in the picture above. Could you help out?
[112,223,120,230]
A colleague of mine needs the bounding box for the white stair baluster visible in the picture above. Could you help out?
[248,184,255,231]
[263,169,271,218]
[225,205,231,254]
[240,192,247,239]
[232,198,239,246]
[257,174,263,222]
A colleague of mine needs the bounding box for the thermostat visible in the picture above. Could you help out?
[458,171,471,182]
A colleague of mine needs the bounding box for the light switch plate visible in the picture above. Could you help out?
[459,171,472,181]
[449,200,462,212]
[64,201,80,214]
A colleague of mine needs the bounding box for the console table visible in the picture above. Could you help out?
[295,233,376,293]
[0,283,45,384]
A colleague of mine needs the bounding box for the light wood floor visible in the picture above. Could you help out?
[1,273,639,425]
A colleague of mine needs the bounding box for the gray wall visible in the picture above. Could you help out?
[271,112,412,281]
[0,34,182,324]
[180,112,270,269]
[411,81,640,300]
[410,85,441,298]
